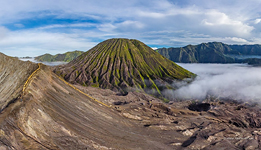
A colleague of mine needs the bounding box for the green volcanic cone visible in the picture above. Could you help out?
[54,38,195,96]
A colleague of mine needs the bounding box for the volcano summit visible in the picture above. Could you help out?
[55,38,194,96]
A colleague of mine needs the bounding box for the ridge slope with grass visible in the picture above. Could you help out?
[54,38,195,96]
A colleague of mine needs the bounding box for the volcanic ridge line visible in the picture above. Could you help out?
[21,63,111,108]
[22,63,41,95]
[54,73,112,108]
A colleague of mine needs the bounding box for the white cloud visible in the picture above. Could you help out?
[116,21,145,32]
[227,37,248,43]
[37,23,96,30]
[254,19,261,24]
[164,63,261,101]
[138,11,167,18]
[0,30,96,57]
[0,0,260,56]
[202,10,254,36]
[134,6,256,46]
[98,23,117,32]
[0,26,9,40]
[137,5,200,18]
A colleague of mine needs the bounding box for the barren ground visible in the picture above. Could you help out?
[0,60,261,149]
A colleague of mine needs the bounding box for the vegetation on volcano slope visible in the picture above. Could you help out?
[35,50,83,62]
[54,38,195,97]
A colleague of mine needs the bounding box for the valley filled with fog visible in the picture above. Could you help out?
[19,58,67,66]
[20,58,261,102]
[164,63,261,102]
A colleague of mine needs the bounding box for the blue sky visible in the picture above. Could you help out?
[0,0,261,57]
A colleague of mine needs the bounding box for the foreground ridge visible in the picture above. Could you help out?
[54,73,112,108]
[22,63,41,95]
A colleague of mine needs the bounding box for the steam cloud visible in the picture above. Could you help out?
[164,63,261,101]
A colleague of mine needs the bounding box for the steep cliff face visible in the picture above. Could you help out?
[0,52,38,111]
[157,42,236,63]
[54,38,195,95]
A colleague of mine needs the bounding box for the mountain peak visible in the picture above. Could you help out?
[35,50,84,62]
[54,38,195,96]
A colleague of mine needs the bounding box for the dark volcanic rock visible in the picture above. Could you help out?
[182,134,198,147]
[188,103,211,112]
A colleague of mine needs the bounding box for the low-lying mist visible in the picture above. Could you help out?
[164,63,261,101]
[19,58,67,66]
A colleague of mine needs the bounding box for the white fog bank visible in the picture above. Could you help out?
[165,63,261,101]
[19,58,67,66]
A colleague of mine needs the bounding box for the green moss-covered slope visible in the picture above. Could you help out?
[35,50,84,62]
[54,38,195,96]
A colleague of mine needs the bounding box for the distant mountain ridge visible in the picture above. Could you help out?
[157,42,261,64]
[54,38,195,98]
[35,50,84,62]
[229,44,261,55]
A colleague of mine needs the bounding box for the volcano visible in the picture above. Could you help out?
[54,38,195,95]
[1,49,261,149]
